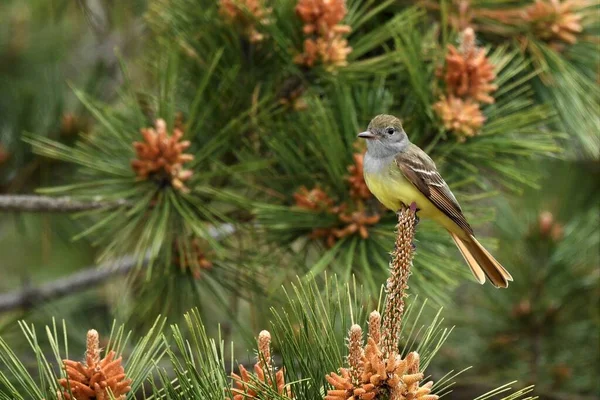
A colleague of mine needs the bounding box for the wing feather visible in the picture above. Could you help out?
[395,145,473,235]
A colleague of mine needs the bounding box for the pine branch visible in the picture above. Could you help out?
[0,221,236,313]
[0,255,143,313]
[0,195,131,212]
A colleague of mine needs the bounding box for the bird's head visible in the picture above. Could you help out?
[358,114,409,156]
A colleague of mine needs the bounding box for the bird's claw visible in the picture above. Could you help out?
[398,203,420,226]
[405,202,420,225]
[409,201,418,213]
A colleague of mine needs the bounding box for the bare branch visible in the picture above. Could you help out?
[0,255,142,313]
[0,195,131,212]
[0,223,237,313]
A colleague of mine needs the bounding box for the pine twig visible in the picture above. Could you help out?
[325,205,438,400]
[381,204,417,357]
[0,255,142,313]
[0,195,131,212]
[0,222,237,313]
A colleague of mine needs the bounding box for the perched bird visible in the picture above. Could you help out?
[359,114,512,288]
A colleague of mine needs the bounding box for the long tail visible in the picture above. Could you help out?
[449,232,513,288]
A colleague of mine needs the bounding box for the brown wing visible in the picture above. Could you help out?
[395,145,474,235]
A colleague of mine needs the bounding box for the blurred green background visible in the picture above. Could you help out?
[0,1,598,399]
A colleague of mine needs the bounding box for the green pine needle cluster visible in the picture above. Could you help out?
[24,56,270,277]
[0,317,165,400]
[424,0,600,159]
[0,277,539,400]
[1,0,597,397]
[16,0,575,303]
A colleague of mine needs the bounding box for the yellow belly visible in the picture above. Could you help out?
[364,170,459,233]
[364,171,432,214]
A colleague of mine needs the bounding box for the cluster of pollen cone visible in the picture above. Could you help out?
[219,0,272,43]
[294,149,380,247]
[217,0,353,70]
[57,330,131,400]
[173,237,214,279]
[325,207,438,400]
[131,118,194,193]
[434,0,586,51]
[224,208,432,400]
[229,330,292,399]
[434,27,497,142]
[325,316,436,400]
[525,0,586,51]
[50,172,432,400]
[294,0,353,69]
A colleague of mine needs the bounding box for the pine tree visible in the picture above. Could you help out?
[24,0,566,302]
[1,208,539,399]
[1,0,598,398]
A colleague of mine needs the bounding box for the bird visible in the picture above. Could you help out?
[358,114,512,288]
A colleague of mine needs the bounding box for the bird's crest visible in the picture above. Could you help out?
[368,114,403,131]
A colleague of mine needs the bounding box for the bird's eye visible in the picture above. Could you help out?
[386,127,395,135]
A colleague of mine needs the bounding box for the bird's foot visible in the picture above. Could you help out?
[398,203,420,225]
[409,201,418,213]
[408,202,420,225]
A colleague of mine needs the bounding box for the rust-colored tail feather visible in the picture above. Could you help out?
[450,232,513,288]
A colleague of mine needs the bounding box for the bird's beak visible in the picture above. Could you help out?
[358,131,376,140]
